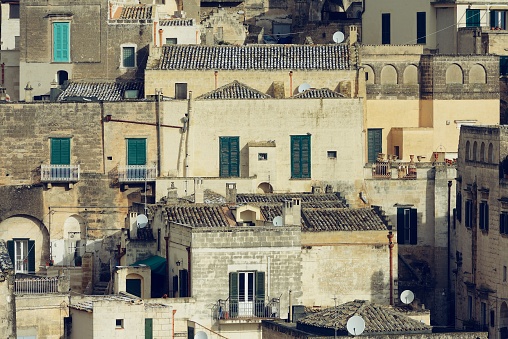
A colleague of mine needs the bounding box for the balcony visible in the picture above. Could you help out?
[118,165,156,183]
[371,161,417,180]
[41,164,80,183]
[14,276,60,295]
[213,298,281,322]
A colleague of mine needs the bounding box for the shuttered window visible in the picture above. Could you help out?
[466,9,480,27]
[397,208,417,244]
[465,199,473,228]
[127,138,147,165]
[7,239,35,273]
[51,138,71,165]
[456,192,462,222]
[122,47,135,68]
[367,129,382,163]
[229,271,265,317]
[219,137,239,177]
[417,12,426,44]
[479,201,489,231]
[53,22,70,62]
[500,212,508,235]
[291,135,311,179]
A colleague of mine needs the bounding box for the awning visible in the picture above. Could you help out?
[130,255,166,276]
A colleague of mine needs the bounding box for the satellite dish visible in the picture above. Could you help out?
[346,315,365,336]
[194,331,208,339]
[237,10,245,15]
[298,83,311,93]
[332,31,345,44]
[272,216,283,226]
[136,214,149,228]
[400,290,415,304]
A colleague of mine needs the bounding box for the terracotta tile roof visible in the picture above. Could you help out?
[0,240,13,273]
[236,193,344,204]
[159,18,195,26]
[197,80,271,100]
[297,300,432,335]
[158,45,350,70]
[70,292,141,312]
[302,208,388,231]
[291,88,345,99]
[119,5,153,20]
[58,81,144,102]
[164,205,233,227]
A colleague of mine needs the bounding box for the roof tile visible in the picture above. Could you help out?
[197,80,271,100]
[119,5,153,20]
[58,81,144,102]
[292,88,345,99]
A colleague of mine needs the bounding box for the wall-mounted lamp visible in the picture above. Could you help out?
[176,259,182,267]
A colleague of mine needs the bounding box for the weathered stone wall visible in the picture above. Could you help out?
[0,271,15,338]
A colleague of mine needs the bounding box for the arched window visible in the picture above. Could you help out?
[57,70,68,86]
[465,141,471,161]
[381,65,398,84]
[480,142,485,162]
[488,143,494,163]
[473,141,478,161]
[446,64,464,84]
[364,65,375,84]
[469,64,487,84]
[403,65,418,84]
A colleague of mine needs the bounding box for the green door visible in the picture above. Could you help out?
[127,138,147,165]
[145,318,153,339]
[367,129,382,163]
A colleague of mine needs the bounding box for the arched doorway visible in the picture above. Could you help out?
[57,70,68,86]
[62,215,86,266]
[257,182,273,193]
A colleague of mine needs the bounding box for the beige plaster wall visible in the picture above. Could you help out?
[69,309,93,339]
[92,300,145,338]
[114,266,151,298]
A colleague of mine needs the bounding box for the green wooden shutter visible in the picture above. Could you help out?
[291,135,311,178]
[123,47,135,68]
[219,137,239,177]
[6,240,14,267]
[255,271,265,302]
[466,9,480,27]
[410,209,418,245]
[51,138,71,165]
[229,272,238,317]
[291,136,301,178]
[367,129,382,163]
[144,318,153,339]
[301,136,311,178]
[179,269,189,297]
[28,240,35,273]
[53,22,70,62]
[127,139,146,165]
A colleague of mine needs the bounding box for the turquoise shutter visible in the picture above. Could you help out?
[127,139,146,165]
[466,9,480,27]
[367,129,382,163]
[301,135,310,178]
[145,318,153,339]
[229,272,239,317]
[291,136,311,178]
[255,271,265,302]
[53,22,70,62]
[291,136,301,178]
[51,138,71,165]
[397,208,404,244]
[28,240,35,273]
[219,137,239,177]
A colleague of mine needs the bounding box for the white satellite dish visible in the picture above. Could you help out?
[298,83,311,93]
[400,290,415,304]
[346,315,365,336]
[194,331,208,339]
[136,214,149,228]
[332,31,345,44]
[273,216,283,226]
[237,10,245,15]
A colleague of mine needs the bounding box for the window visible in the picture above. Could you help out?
[175,83,187,100]
[368,129,382,163]
[500,212,508,235]
[115,319,124,329]
[127,138,147,165]
[382,13,391,44]
[503,266,507,282]
[465,199,473,228]
[417,12,426,44]
[290,135,311,179]
[481,302,487,327]
[466,9,480,27]
[258,153,268,161]
[179,269,189,297]
[9,4,19,19]
[327,151,337,159]
[468,295,473,320]
[491,310,495,327]
[479,201,489,231]
[219,136,239,177]
[397,207,417,244]
[7,239,35,274]
[491,10,507,29]
[166,38,177,45]
[229,271,265,317]
[456,191,462,222]
[53,22,70,62]
[51,138,71,165]
[122,46,135,68]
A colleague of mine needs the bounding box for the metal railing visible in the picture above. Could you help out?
[213,297,280,320]
[41,164,80,182]
[372,161,391,179]
[15,276,59,295]
[118,165,157,182]
[372,161,417,180]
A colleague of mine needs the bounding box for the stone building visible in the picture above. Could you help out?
[455,125,508,339]
[0,0,20,101]
[0,240,15,338]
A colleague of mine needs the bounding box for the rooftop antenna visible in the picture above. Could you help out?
[400,290,415,304]
[346,315,365,336]
[332,31,345,44]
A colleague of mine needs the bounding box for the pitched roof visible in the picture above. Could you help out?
[119,5,153,20]
[0,240,13,273]
[70,292,141,312]
[197,80,271,100]
[164,205,233,227]
[236,193,345,204]
[158,45,350,70]
[292,88,345,99]
[297,300,431,335]
[58,81,144,102]
[159,18,194,26]
[302,208,389,231]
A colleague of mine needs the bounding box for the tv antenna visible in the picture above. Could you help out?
[332,31,345,44]
[346,315,365,336]
[272,216,283,226]
[400,290,415,304]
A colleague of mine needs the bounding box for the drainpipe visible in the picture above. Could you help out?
[165,236,170,295]
[172,309,177,339]
[289,289,293,322]
[1,63,4,86]
[214,71,218,89]
[186,247,191,297]
[159,29,164,47]
[153,22,158,47]
[184,92,192,177]
[388,231,394,305]
[289,71,293,95]
[447,180,452,325]
[156,91,162,176]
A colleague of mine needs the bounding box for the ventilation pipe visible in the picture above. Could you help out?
[214,71,218,89]
[159,29,164,47]
[387,231,394,305]
[153,22,158,47]
[289,71,293,95]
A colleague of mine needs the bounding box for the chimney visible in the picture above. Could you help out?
[311,185,322,194]
[194,178,204,204]
[167,182,178,200]
[24,83,33,103]
[349,25,358,45]
[205,25,214,46]
[226,182,237,204]
[159,29,164,47]
[283,198,301,226]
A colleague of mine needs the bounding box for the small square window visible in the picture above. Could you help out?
[175,83,188,99]
[327,151,337,159]
[166,38,177,45]
[258,153,268,161]
[9,4,19,19]
[115,319,124,329]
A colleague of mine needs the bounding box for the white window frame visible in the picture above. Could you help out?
[120,43,137,69]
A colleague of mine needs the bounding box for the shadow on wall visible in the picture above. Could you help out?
[370,270,388,304]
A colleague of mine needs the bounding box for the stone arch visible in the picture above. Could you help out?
[500,301,508,329]
[446,64,464,84]
[257,182,273,193]
[473,141,478,161]
[465,140,471,161]
[62,214,86,266]
[57,70,68,86]
[469,64,487,84]
[380,64,398,84]
[363,64,375,84]
[488,143,494,163]
[403,64,419,84]
[480,142,486,162]
[126,273,144,298]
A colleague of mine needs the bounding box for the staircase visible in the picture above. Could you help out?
[92,281,109,295]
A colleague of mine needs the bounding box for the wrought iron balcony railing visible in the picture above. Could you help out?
[41,164,80,182]
[118,165,157,182]
[213,298,280,321]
